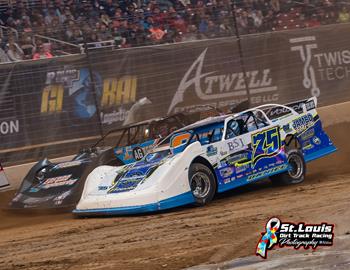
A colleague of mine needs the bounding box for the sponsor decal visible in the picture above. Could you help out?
[108,164,159,193]
[290,35,350,97]
[41,67,138,124]
[23,197,49,206]
[100,79,144,125]
[224,152,249,166]
[269,100,316,118]
[115,140,157,163]
[0,119,20,136]
[219,167,233,178]
[256,217,334,259]
[168,48,279,113]
[305,100,316,111]
[133,147,145,161]
[312,136,321,145]
[227,138,245,152]
[292,114,314,133]
[248,164,288,181]
[54,160,81,169]
[282,124,292,133]
[252,126,281,167]
[170,132,192,154]
[302,141,313,150]
[223,176,235,184]
[39,175,78,189]
[206,145,218,156]
[53,190,72,205]
[290,37,320,97]
[101,76,137,108]
[220,150,228,156]
[41,67,102,119]
[235,163,250,174]
[300,128,315,140]
[100,108,128,125]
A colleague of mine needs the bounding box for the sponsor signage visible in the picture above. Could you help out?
[1,24,350,165]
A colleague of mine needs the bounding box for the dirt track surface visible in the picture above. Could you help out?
[0,122,349,270]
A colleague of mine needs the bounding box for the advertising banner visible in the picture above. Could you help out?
[241,23,350,106]
[1,24,350,165]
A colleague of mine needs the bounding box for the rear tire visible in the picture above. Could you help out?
[270,149,306,185]
[189,163,216,206]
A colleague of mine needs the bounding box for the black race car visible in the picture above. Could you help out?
[9,103,226,211]
[9,114,191,210]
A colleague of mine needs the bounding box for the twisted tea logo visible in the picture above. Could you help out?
[290,36,320,97]
[168,49,278,114]
[290,36,350,97]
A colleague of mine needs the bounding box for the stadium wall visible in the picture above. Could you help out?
[1,23,350,165]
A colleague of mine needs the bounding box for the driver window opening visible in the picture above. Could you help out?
[225,112,268,139]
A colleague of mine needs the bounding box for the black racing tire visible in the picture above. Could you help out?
[189,163,216,206]
[270,149,306,186]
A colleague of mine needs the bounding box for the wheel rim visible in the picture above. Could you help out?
[190,172,211,199]
[288,155,303,179]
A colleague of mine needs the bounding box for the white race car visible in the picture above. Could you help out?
[74,97,336,216]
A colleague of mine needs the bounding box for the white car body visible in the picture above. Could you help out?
[74,97,336,215]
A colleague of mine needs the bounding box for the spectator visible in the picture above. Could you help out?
[32,45,53,60]
[0,0,348,60]
[181,24,199,42]
[44,8,57,25]
[252,10,264,31]
[149,23,166,43]
[6,38,24,61]
[20,35,35,60]
[271,0,280,13]
[0,47,10,63]
[338,6,350,23]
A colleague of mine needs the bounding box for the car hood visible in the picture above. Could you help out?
[94,153,172,195]
[10,159,94,209]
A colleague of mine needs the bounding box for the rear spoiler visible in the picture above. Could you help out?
[0,163,10,191]
[284,97,317,114]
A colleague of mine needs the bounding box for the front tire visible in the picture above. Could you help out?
[270,149,306,185]
[189,163,216,206]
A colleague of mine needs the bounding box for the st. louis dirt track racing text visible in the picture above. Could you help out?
[74,97,336,216]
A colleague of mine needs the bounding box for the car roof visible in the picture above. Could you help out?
[176,115,228,132]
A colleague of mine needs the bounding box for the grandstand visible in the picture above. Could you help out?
[0,0,348,62]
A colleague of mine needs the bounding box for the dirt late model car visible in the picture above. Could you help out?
[10,114,190,210]
[74,97,336,216]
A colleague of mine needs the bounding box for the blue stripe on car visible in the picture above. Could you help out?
[73,191,195,215]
